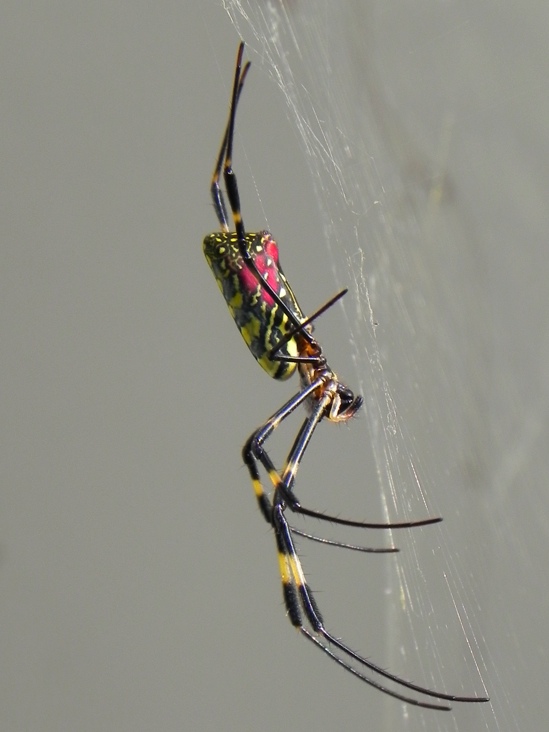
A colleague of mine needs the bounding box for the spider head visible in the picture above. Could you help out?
[332,384,363,421]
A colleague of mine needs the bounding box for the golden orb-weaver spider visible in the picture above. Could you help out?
[203,42,489,711]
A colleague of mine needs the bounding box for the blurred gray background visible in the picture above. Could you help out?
[1,2,548,731]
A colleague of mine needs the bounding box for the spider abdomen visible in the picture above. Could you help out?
[203,230,305,380]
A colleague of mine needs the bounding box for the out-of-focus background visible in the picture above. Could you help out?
[2,2,547,731]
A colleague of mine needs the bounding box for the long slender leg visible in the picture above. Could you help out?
[220,45,310,339]
[210,44,250,231]
[275,392,395,552]
[245,379,399,553]
[270,426,489,704]
[248,380,441,530]
[271,503,449,709]
[272,499,488,708]
[223,43,248,248]
[275,383,441,527]
[243,378,324,525]
[289,527,398,554]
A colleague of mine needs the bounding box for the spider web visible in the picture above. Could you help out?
[221,1,547,731]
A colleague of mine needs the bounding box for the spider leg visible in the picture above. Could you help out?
[220,45,312,342]
[210,43,250,232]
[244,382,487,706]
[284,497,443,529]
[245,380,399,552]
[272,501,449,709]
[279,451,443,530]
[280,437,397,553]
[290,527,398,554]
[248,377,442,529]
[243,378,323,525]
[223,43,249,248]
[272,499,488,708]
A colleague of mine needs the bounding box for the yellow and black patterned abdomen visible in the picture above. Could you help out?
[203,230,305,380]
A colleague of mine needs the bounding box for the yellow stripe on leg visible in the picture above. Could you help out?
[287,553,307,589]
[278,550,292,585]
[278,550,302,627]
[251,476,264,499]
[268,467,285,489]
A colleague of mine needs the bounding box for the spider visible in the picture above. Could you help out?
[202,42,489,711]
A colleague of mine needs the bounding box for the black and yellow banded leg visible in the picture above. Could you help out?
[245,408,488,707]
[242,377,325,525]
[273,509,308,629]
[210,44,250,232]
[271,498,476,710]
[244,380,441,532]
